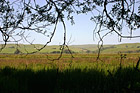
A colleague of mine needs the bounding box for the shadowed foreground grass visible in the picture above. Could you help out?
[0,67,140,93]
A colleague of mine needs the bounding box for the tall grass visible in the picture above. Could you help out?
[0,54,140,92]
[0,67,140,93]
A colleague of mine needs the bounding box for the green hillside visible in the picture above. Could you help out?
[100,43,140,54]
[0,43,140,54]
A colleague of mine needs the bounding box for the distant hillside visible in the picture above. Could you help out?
[0,43,140,54]
[100,43,140,54]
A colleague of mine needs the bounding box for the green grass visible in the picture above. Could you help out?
[0,54,140,92]
[0,66,140,93]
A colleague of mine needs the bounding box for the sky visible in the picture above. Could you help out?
[46,13,140,45]
[1,0,140,45]
[29,0,140,45]
[4,13,140,45]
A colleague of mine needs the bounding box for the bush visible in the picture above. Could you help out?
[14,49,22,54]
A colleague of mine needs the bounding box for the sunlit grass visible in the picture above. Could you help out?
[0,53,139,71]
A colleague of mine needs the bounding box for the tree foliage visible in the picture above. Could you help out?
[0,0,140,58]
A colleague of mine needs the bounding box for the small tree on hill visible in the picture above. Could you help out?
[14,49,22,54]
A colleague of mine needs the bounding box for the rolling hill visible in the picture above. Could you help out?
[0,43,140,54]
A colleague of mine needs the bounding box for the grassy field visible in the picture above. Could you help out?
[0,53,140,92]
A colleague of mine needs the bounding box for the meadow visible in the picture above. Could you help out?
[0,53,140,93]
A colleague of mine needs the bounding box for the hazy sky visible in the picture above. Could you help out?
[45,13,140,45]
[28,12,140,45]
[30,0,140,45]
[1,0,140,45]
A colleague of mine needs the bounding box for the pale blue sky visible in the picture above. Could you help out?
[50,15,140,45]
[31,0,140,45]
[1,0,140,45]
[25,10,140,45]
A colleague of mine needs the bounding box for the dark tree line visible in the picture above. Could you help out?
[0,0,140,59]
